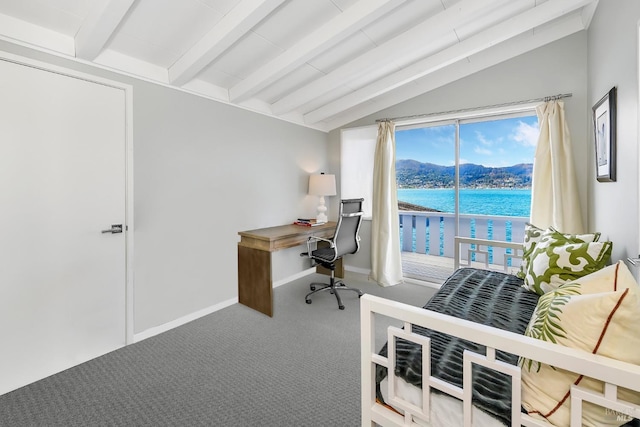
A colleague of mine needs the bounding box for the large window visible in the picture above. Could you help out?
[396,113,539,280]
[340,111,540,281]
[396,113,539,220]
[339,112,539,222]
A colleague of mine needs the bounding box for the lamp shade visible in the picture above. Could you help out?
[308,173,336,196]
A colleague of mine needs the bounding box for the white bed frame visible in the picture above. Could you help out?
[361,237,640,426]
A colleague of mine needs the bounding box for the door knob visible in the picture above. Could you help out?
[101,224,123,234]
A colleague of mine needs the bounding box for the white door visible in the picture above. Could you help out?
[0,57,128,395]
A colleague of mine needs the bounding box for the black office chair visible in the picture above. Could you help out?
[301,198,364,310]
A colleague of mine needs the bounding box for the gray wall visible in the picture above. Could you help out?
[0,41,329,334]
[132,84,327,331]
[329,32,590,272]
[587,1,640,265]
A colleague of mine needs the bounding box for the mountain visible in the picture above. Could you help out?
[396,159,533,189]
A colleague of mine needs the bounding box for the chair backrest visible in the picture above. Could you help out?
[332,198,364,258]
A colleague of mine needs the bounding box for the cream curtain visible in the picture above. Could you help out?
[371,121,403,287]
[530,100,584,234]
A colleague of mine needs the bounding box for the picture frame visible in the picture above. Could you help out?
[592,86,617,182]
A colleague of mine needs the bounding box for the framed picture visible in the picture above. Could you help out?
[592,86,617,182]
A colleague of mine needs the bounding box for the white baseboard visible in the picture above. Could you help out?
[133,297,237,343]
[276,264,378,285]
[133,268,318,342]
[344,265,371,276]
[134,266,415,343]
[273,267,316,288]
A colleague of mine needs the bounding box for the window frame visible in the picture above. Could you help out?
[339,105,539,222]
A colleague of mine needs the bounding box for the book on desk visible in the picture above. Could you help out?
[293,218,326,227]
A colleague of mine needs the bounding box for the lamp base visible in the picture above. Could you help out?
[316,196,328,224]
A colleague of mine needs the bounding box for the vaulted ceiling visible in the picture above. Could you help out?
[0,0,598,132]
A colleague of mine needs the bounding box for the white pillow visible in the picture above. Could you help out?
[521,261,640,426]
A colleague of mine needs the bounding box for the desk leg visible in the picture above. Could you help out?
[238,245,273,317]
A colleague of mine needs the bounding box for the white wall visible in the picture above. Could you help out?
[587,1,640,265]
[0,41,329,334]
[329,32,590,272]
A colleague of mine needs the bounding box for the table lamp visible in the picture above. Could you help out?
[308,173,336,223]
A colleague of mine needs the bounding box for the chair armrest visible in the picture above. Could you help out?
[306,236,334,256]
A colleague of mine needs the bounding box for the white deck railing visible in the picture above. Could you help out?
[399,212,528,267]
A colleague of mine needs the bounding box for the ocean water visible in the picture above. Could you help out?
[398,188,531,217]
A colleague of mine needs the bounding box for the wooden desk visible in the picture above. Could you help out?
[237,222,341,317]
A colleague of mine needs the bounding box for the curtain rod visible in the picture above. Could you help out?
[376,93,572,123]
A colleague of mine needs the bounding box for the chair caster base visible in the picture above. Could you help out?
[304,280,361,310]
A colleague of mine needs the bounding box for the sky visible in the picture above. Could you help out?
[395,115,539,167]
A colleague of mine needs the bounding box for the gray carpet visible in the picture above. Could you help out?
[0,272,437,426]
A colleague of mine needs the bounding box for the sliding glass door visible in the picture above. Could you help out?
[396,113,538,283]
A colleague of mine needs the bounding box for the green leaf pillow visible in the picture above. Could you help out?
[517,224,601,280]
[516,223,546,279]
[521,261,640,426]
[522,229,611,295]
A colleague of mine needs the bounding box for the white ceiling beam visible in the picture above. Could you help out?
[94,49,168,83]
[0,12,74,55]
[181,79,230,103]
[580,0,599,28]
[322,12,586,131]
[304,0,591,125]
[272,0,508,116]
[168,0,286,87]
[74,0,135,60]
[229,0,406,103]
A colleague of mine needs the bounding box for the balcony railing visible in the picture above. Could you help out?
[399,211,528,281]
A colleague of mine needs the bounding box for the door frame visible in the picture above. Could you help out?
[1,50,135,344]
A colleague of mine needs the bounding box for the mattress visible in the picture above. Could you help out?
[379,376,505,427]
[376,267,540,426]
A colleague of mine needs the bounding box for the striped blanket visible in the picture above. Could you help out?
[376,268,539,426]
